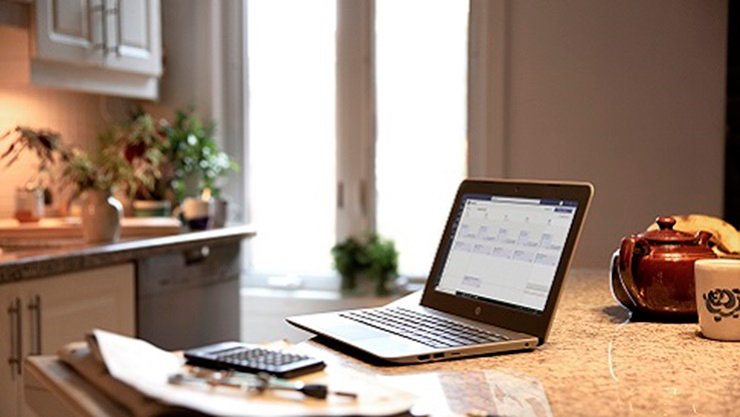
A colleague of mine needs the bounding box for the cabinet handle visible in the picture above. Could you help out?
[106,0,122,57]
[27,295,42,355]
[90,1,107,53]
[7,298,22,376]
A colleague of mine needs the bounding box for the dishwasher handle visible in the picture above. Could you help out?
[184,245,211,265]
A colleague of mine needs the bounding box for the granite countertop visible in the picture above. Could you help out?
[302,269,739,417]
[0,224,256,284]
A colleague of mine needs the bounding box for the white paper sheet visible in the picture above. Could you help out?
[90,329,415,417]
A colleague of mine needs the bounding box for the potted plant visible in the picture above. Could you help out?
[61,144,127,243]
[331,233,400,295]
[0,127,66,222]
[331,237,368,292]
[165,108,238,227]
[364,234,400,296]
[112,110,175,216]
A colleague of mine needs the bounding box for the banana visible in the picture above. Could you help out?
[646,214,740,257]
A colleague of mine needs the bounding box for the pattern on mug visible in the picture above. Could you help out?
[703,288,740,322]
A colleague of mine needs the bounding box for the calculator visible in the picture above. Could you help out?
[184,341,326,379]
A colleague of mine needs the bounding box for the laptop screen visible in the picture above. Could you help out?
[433,194,578,313]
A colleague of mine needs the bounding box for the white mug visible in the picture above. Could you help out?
[695,259,740,341]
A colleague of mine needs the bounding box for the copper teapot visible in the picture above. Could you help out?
[610,216,717,319]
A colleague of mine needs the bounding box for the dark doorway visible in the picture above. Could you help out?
[726,1,740,227]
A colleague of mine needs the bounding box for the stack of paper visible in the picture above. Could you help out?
[58,330,416,417]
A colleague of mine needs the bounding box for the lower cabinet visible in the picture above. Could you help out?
[0,263,135,417]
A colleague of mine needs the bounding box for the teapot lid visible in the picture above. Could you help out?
[641,216,696,243]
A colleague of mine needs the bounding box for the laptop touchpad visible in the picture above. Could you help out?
[329,324,390,341]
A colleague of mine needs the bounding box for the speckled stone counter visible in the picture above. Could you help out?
[302,269,740,417]
[0,225,256,283]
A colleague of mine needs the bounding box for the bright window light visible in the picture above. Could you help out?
[246,1,337,278]
[375,0,469,278]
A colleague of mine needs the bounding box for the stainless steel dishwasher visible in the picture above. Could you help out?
[136,240,241,350]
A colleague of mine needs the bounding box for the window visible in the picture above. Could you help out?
[375,0,469,277]
[246,1,337,280]
[245,0,468,285]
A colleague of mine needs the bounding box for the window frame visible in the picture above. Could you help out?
[336,0,377,242]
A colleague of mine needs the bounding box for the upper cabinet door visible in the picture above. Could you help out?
[105,0,162,76]
[34,0,105,66]
[31,0,162,99]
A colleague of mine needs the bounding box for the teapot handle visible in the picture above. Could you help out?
[618,236,651,312]
[695,230,713,247]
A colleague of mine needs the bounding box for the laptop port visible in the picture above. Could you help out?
[433,353,444,359]
[417,354,430,361]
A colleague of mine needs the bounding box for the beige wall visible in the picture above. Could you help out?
[0,87,133,217]
[0,7,135,218]
[477,1,727,267]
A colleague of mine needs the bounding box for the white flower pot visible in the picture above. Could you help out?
[81,190,123,243]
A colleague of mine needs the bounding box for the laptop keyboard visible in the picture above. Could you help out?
[339,307,510,349]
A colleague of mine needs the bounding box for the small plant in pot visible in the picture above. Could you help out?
[111,110,176,217]
[0,127,66,222]
[331,237,368,292]
[61,145,127,243]
[331,233,400,295]
[364,234,400,296]
[165,108,238,228]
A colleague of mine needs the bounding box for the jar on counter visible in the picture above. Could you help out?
[14,188,44,222]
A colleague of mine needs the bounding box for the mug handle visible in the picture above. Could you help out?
[618,236,652,312]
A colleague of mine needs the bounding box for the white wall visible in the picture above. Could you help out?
[476,0,727,267]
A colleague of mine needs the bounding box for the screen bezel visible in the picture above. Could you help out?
[420,179,593,344]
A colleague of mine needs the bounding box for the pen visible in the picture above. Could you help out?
[168,369,357,400]
[258,373,357,399]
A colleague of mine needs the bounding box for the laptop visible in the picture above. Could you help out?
[287,179,593,364]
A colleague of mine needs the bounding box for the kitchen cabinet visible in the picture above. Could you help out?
[106,0,161,75]
[0,282,20,417]
[0,263,135,417]
[31,0,162,99]
[32,0,102,67]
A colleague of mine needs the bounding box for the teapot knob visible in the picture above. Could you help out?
[656,216,676,230]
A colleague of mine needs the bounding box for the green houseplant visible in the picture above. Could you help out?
[61,146,127,197]
[364,234,400,296]
[0,127,67,221]
[331,233,400,295]
[61,142,128,243]
[331,237,368,291]
[110,110,175,216]
[165,108,238,227]
[165,108,238,201]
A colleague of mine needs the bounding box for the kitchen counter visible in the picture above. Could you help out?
[300,268,740,417]
[0,224,256,284]
[22,268,740,416]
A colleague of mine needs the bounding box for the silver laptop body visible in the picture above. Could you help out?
[287,179,593,364]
